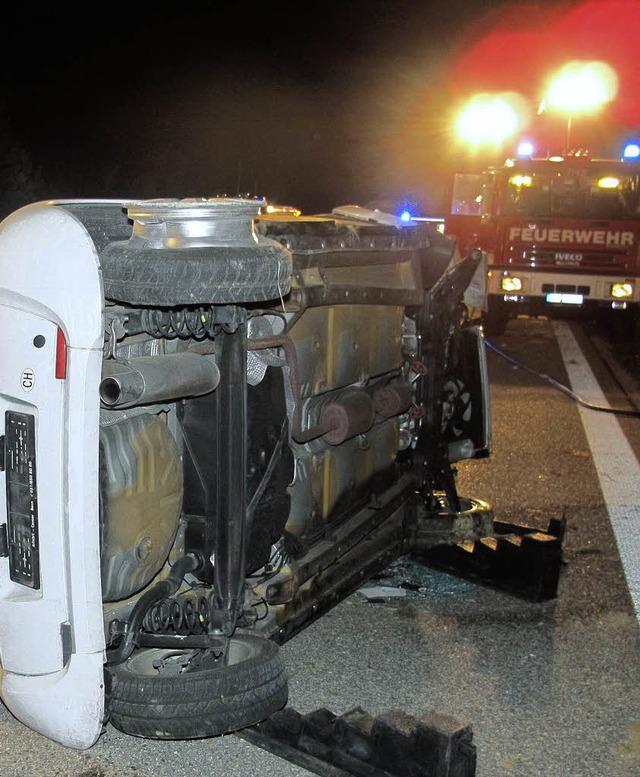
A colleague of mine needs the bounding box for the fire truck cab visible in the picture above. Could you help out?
[445,150,640,334]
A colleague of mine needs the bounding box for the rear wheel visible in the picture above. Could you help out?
[105,632,288,740]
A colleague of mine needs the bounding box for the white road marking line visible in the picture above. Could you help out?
[553,320,640,622]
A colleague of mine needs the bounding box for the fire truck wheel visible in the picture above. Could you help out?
[105,633,288,739]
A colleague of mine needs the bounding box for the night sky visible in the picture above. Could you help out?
[0,1,639,217]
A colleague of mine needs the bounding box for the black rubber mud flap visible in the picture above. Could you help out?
[237,706,476,777]
[415,517,566,602]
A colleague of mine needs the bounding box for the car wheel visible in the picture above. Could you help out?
[100,242,293,306]
[105,632,288,740]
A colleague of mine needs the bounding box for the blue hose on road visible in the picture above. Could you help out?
[485,338,640,418]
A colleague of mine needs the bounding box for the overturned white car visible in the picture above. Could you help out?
[0,198,492,748]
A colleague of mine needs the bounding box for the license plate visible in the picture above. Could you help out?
[5,411,40,588]
[546,292,583,305]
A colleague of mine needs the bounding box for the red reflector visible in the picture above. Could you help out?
[55,327,67,379]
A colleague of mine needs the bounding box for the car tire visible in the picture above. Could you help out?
[105,632,288,740]
[100,243,292,306]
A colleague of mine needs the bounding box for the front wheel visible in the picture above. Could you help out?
[105,632,288,740]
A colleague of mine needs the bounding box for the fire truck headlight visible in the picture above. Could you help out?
[611,282,633,299]
[501,276,522,293]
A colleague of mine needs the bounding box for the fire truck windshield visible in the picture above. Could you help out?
[449,160,640,222]
[501,162,640,220]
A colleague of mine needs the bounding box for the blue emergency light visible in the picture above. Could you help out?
[622,142,640,160]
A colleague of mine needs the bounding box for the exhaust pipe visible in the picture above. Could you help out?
[100,353,220,409]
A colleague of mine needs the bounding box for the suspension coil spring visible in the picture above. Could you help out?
[143,594,211,635]
[140,307,220,340]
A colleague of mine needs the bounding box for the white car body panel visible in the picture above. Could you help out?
[0,202,107,748]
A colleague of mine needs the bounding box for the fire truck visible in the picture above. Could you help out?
[444,149,640,334]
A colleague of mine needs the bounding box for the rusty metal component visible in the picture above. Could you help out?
[320,390,376,445]
[372,381,413,418]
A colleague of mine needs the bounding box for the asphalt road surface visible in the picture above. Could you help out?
[1,316,639,777]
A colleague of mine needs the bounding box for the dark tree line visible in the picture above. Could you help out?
[0,92,46,220]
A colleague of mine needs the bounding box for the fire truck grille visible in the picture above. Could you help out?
[515,247,626,268]
[541,283,591,295]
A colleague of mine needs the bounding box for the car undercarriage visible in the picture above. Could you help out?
[0,197,492,747]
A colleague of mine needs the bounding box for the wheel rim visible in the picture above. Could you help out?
[125,637,258,676]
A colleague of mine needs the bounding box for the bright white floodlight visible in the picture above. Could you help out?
[543,61,618,148]
[456,92,528,148]
[545,61,618,114]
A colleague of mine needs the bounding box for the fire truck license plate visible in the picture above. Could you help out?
[546,292,583,305]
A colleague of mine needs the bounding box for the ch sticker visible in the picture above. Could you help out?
[21,368,35,392]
